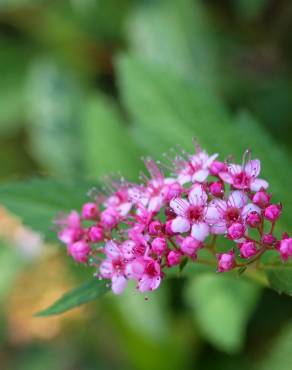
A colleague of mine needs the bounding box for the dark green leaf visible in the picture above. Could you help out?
[36,278,109,316]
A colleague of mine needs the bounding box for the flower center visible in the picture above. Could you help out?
[188,205,203,221]
[233,172,250,188]
[225,207,240,223]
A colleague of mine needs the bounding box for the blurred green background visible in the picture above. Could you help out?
[0,0,292,369]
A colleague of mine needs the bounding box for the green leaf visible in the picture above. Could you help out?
[36,279,109,316]
[265,266,292,296]
[0,43,30,133]
[81,94,142,180]
[185,274,260,353]
[0,178,93,241]
[127,0,217,89]
[117,55,292,230]
[26,59,85,177]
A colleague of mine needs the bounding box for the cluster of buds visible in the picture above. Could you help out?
[55,144,291,294]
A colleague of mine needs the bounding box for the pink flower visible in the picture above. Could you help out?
[239,241,257,259]
[227,222,246,240]
[277,237,292,262]
[151,237,167,255]
[172,146,218,184]
[206,190,248,234]
[100,208,119,229]
[219,158,268,191]
[252,190,271,208]
[81,202,99,220]
[170,184,210,241]
[68,240,91,263]
[217,250,235,272]
[209,181,224,197]
[166,250,182,267]
[264,204,282,222]
[179,236,202,256]
[246,211,262,228]
[99,241,128,294]
[88,225,103,242]
[140,158,180,213]
[137,258,162,292]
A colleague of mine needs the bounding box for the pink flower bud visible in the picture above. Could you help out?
[148,220,163,235]
[264,204,282,222]
[151,237,167,255]
[227,222,245,240]
[239,241,257,259]
[88,225,103,242]
[101,209,119,229]
[252,190,271,208]
[262,233,276,246]
[81,202,99,220]
[246,211,262,228]
[180,236,202,256]
[277,237,292,262]
[216,250,235,272]
[68,240,90,263]
[209,181,224,197]
[58,227,81,245]
[167,250,181,267]
[210,161,227,176]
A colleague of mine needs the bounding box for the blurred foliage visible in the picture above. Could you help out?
[0,0,292,370]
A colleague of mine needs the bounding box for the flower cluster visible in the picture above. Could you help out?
[55,144,291,294]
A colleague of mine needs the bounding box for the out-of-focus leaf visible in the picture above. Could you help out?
[0,242,23,300]
[0,43,29,133]
[233,0,267,20]
[265,265,292,296]
[36,279,109,316]
[127,0,217,89]
[0,0,44,9]
[255,321,292,370]
[0,178,93,241]
[117,55,292,230]
[185,274,260,353]
[26,60,84,177]
[82,94,142,180]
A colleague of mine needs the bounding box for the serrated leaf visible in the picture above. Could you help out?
[0,178,93,241]
[117,55,292,230]
[36,279,109,316]
[81,94,142,180]
[185,274,260,353]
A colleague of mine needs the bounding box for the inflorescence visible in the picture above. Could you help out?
[55,143,291,294]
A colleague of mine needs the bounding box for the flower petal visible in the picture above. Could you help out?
[192,169,209,183]
[205,199,227,223]
[111,275,127,295]
[104,240,121,259]
[228,191,248,208]
[245,159,261,178]
[189,184,208,206]
[191,222,210,241]
[250,178,269,192]
[171,217,191,233]
[170,198,190,216]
